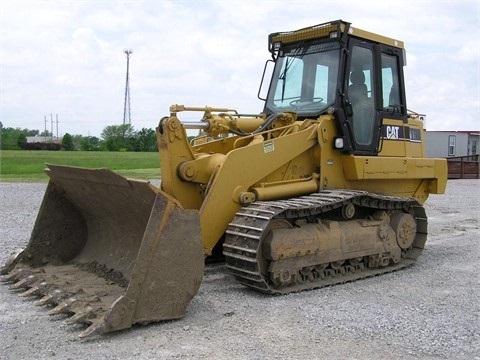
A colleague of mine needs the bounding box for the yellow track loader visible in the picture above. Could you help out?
[1,20,447,337]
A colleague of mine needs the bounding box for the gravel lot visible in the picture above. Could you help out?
[0,180,479,359]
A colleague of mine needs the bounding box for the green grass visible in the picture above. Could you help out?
[0,150,161,182]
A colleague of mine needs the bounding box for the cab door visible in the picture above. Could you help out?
[346,40,379,155]
[345,39,407,156]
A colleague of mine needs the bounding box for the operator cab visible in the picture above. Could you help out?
[261,20,407,155]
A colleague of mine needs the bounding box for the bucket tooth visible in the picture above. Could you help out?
[79,321,105,339]
[19,281,48,298]
[33,294,54,307]
[9,275,37,290]
[19,286,40,298]
[33,289,63,307]
[64,307,94,325]
[47,298,77,315]
[1,269,26,283]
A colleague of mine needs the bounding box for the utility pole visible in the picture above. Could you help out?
[123,49,133,125]
[56,114,59,139]
[44,115,47,142]
[50,114,54,142]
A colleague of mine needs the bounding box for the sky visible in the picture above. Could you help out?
[1,0,479,138]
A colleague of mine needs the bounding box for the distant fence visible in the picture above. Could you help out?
[447,155,480,179]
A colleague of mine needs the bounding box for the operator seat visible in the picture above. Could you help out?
[349,70,368,104]
[348,70,373,145]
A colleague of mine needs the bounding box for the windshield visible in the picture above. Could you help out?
[265,42,340,116]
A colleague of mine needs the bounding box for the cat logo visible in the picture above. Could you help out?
[386,126,400,140]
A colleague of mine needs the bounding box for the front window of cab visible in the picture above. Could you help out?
[265,41,340,117]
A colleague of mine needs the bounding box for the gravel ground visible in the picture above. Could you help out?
[0,180,479,359]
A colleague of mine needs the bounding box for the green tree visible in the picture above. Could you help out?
[79,136,101,151]
[61,133,75,150]
[26,129,40,136]
[40,130,52,137]
[17,132,27,148]
[101,124,136,151]
[134,128,157,152]
[1,127,27,150]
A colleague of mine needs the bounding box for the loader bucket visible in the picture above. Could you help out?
[1,164,204,338]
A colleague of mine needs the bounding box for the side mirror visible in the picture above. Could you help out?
[257,60,275,101]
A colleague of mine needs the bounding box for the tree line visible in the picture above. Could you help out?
[0,124,158,152]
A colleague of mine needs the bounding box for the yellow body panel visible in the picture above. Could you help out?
[157,112,447,254]
[317,116,446,201]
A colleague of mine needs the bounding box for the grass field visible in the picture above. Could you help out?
[0,150,161,182]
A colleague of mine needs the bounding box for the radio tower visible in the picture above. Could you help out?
[123,49,133,125]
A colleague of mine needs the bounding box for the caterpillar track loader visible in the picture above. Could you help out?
[1,20,447,337]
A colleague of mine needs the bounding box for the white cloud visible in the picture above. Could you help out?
[1,0,479,136]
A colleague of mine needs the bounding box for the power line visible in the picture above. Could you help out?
[123,49,133,125]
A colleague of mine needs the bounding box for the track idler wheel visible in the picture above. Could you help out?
[390,213,417,249]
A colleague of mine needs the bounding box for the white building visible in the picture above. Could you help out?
[424,131,479,158]
[26,135,62,144]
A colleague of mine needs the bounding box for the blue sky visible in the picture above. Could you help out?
[1,0,479,137]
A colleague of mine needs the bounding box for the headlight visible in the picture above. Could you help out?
[334,137,344,149]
